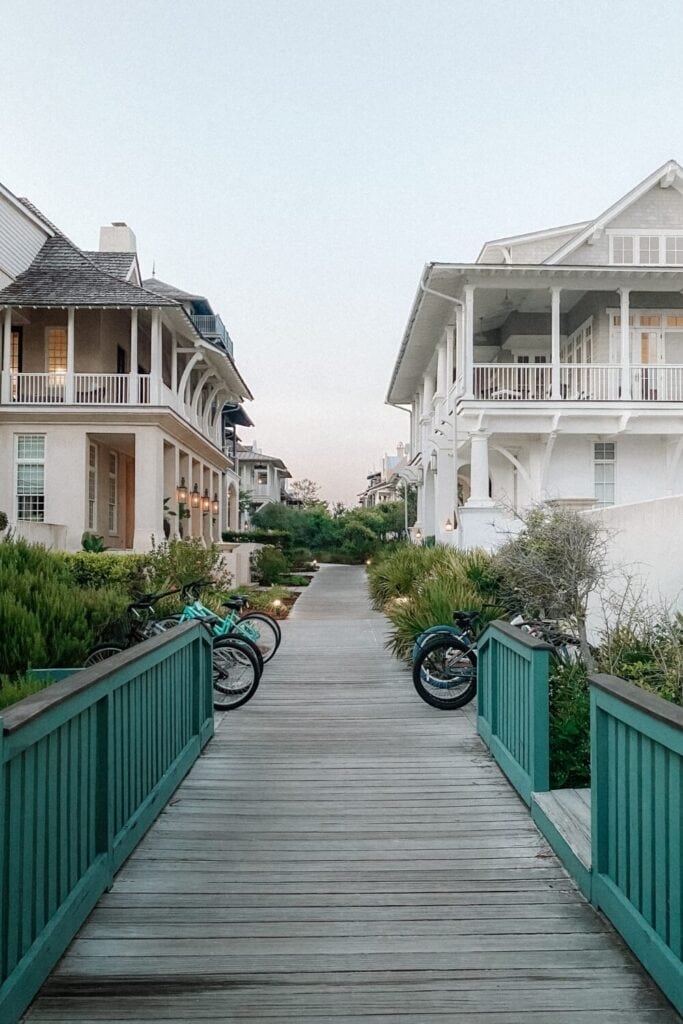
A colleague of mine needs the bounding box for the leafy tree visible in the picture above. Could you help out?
[290,478,322,507]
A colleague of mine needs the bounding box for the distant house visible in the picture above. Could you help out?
[235,444,299,526]
[387,159,683,548]
[0,179,252,551]
[358,443,410,507]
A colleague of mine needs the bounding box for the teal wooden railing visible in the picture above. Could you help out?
[477,621,552,805]
[590,673,683,1014]
[0,622,213,1024]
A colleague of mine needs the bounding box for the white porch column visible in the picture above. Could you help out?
[128,308,138,404]
[454,304,465,394]
[435,339,447,400]
[150,309,162,403]
[619,287,631,400]
[445,325,455,397]
[1,307,11,403]
[421,373,435,417]
[133,428,164,551]
[65,307,75,403]
[463,285,474,399]
[466,431,493,507]
[551,286,561,399]
[171,333,178,406]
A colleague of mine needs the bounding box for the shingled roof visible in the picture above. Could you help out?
[86,251,138,281]
[0,233,176,307]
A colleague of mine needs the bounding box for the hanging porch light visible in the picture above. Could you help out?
[201,489,211,513]
[176,477,188,504]
[190,483,201,509]
[211,493,220,515]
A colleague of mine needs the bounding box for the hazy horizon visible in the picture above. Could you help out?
[3,0,683,504]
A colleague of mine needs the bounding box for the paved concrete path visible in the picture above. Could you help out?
[26,565,679,1022]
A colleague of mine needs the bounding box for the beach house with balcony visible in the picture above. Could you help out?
[358,443,410,507]
[0,180,252,552]
[236,444,299,525]
[387,160,683,548]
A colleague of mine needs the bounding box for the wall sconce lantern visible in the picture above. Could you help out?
[211,493,220,516]
[176,477,188,504]
[445,517,454,531]
[190,483,201,509]
[201,489,211,513]
[414,527,423,541]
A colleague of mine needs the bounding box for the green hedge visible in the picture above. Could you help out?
[54,552,151,595]
[222,530,292,549]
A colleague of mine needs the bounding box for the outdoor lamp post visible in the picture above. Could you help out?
[190,483,201,509]
[176,477,188,504]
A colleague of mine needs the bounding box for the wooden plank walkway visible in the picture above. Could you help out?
[25,565,680,1022]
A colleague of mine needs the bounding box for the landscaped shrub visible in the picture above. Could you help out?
[251,545,290,586]
[56,552,150,596]
[0,510,7,533]
[549,660,591,788]
[0,673,51,711]
[598,616,683,705]
[145,537,233,593]
[222,529,292,549]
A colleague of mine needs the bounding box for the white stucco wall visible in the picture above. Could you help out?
[585,495,683,613]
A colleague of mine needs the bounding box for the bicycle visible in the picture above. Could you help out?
[155,579,281,663]
[84,588,262,711]
[412,611,481,710]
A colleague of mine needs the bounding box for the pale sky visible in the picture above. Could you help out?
[3,0,683,503]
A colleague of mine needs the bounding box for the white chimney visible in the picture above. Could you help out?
[99,222,137,253]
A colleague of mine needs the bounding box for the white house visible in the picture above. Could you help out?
[387,160,683,549]
[358,443,410,507]
[236,444,299,526]
[0,180,252,552]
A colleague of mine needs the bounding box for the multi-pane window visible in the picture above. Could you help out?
[665,236,683,264]
[612,235,634,264]
[611,232,683,265]
[562,318,593,364]
[88,443,98,530]
[594,443,615,507]
[667,315,683,327]
[107,452,118,533]
[16,434,45,521]
[639,236,660,264]
[46,327,67,380]
[255,467,268,488]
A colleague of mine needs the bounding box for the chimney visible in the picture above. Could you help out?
[397,442,404,457]
[99,222,137,253]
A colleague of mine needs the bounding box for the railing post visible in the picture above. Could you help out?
[95,695,115,889]
[551,286,561,399]
[530,646,550,793]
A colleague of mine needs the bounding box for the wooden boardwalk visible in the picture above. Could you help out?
[26,565,679,1022]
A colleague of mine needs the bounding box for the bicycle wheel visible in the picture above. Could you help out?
[212,636,260,710]
[235,612,281,662]
[84,643,125,666]
[150,616,181,634]
[412,635,477,710]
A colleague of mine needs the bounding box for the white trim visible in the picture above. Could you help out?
[0,182,54,235]
[107,450,118,535]
[477,221,590,261]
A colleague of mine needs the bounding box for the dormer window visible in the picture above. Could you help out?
[610,231,683,265]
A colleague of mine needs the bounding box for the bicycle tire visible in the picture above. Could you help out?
[235,612,281,662]
[412,634,477,710]
[212,636,260,710]
[84,643,125,666]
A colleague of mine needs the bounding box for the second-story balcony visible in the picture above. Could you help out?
[470,363,683,402]
[190,314,233,357]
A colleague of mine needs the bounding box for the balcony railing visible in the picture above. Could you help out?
[9,372,151,405]
[471,364,683,402]
[190,315,234,357]
[473,364,551,401]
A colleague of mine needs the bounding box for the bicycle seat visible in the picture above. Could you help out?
[222,597,247,611]
[453,610,479,626]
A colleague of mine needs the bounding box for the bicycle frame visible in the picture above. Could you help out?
[176,598,260,645]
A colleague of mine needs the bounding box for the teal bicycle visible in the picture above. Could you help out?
[156,579,282,664]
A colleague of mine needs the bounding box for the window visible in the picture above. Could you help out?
[16,434,45,521]
[612,235,634,264]
[594,442,615,507]
[639,236,660,264]
[255,467,268,488]
[88,443,98,530]
[666,236,683,264]
[667,315,683,327]
[640,314,661,327]
[107,452,118,533]
[46,327,67,379]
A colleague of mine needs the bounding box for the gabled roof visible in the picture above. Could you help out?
[477,221,590,263]
[236,447,291,476]
[0,233,177,307]
[546,159,683,265]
